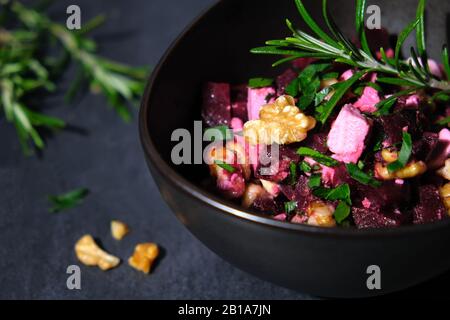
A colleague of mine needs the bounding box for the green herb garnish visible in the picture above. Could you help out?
[204,125,233,141]
[346,163,382,187]
[299,161,312,173]
[248,77,274,88]
[313,183,351,205]
[289,161,298,185]
[251,0,450,121]
[214,160,236,173]
[314,87,330,106]
[284,201,298,214]
[308,173,322,189]
[321,72,339,80]
[334,201,351,224]
[297,147,339,167]
[0,2,149,155]
[48,188,89,213]
[387,132,413,172]
[286,63,329,110]
[315,71,365,123]
[436,116,450,126]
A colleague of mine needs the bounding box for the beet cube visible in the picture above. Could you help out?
[231,84,248,122]
[413,185,447,224]
[202,82,232,127]
[276,69,297,96]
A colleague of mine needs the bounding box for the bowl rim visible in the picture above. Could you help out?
[139,0,450,238]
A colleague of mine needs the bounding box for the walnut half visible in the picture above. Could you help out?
[243,95,316,145]
[75,235,120,271]
[128,243,159,274]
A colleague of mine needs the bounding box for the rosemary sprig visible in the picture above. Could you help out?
[251,0,450,94]
[0,1,150,155]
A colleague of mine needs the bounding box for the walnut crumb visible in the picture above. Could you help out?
[111,220,130,240]
[128,243,159,274]
[74,234,120,271]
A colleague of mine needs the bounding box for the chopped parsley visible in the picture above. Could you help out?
[387,132,412,173]
[346,163,382,187]
[297,147,339,167]
[248,77,274,88]
[214,160,236,173]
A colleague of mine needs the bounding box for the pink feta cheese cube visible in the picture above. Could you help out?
[340,69,354,81]
[327,104,371,163]
[354,86,380,113]
[273,213,287,221]
[247,87,276,120]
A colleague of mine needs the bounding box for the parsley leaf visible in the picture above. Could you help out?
[346,163,382,187]
[289,161,298,185]
[334,201,351,224]
[314,87,330,106]
[297,147,339,167]
[284,201,298,214]
[308,174,322,189]
[248,77,274,88]
[313,184,352,205]
[387,132,412,172]
[48,188,90,213]
[214,160,236,173]
[299,161,312,173]
[204,125,233,141]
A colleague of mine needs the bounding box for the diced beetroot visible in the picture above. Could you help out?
[412,132,438,162]
[428,128,450,169]
[252,194,281,213]
[376,112,413,146]
[354,86,380,113]
[255,145,300,182]
[247,87,276,120]
[413,185,447,224]
[216,169,245,199]
[292,57,315,70]
[327,104,371,163]
[302,133,328,153]
[325,164,352,187]
[280,176,318,213]
[352,207,404,229]
[352,181,411,211]
[231,84,248,122]
[202,82,232,127]
[276,69,297,96]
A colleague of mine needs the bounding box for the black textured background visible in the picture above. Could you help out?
[1,0,450,299]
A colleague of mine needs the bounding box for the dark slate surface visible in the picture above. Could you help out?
[0,0,450,300]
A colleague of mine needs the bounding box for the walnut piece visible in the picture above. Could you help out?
[437,159,450,180]
[75,235,120,271]
[111,220,130,240]
[243,95,316,145]
[128,243,159,274]
[375,161,427,180]
[439,183,450,216]
[306,201,336,227]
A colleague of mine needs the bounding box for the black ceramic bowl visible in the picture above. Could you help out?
[139,0,450,297]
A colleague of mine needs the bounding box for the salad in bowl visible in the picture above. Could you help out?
[201,0,450,229]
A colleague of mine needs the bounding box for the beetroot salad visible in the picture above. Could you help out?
[201,39,450,228]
